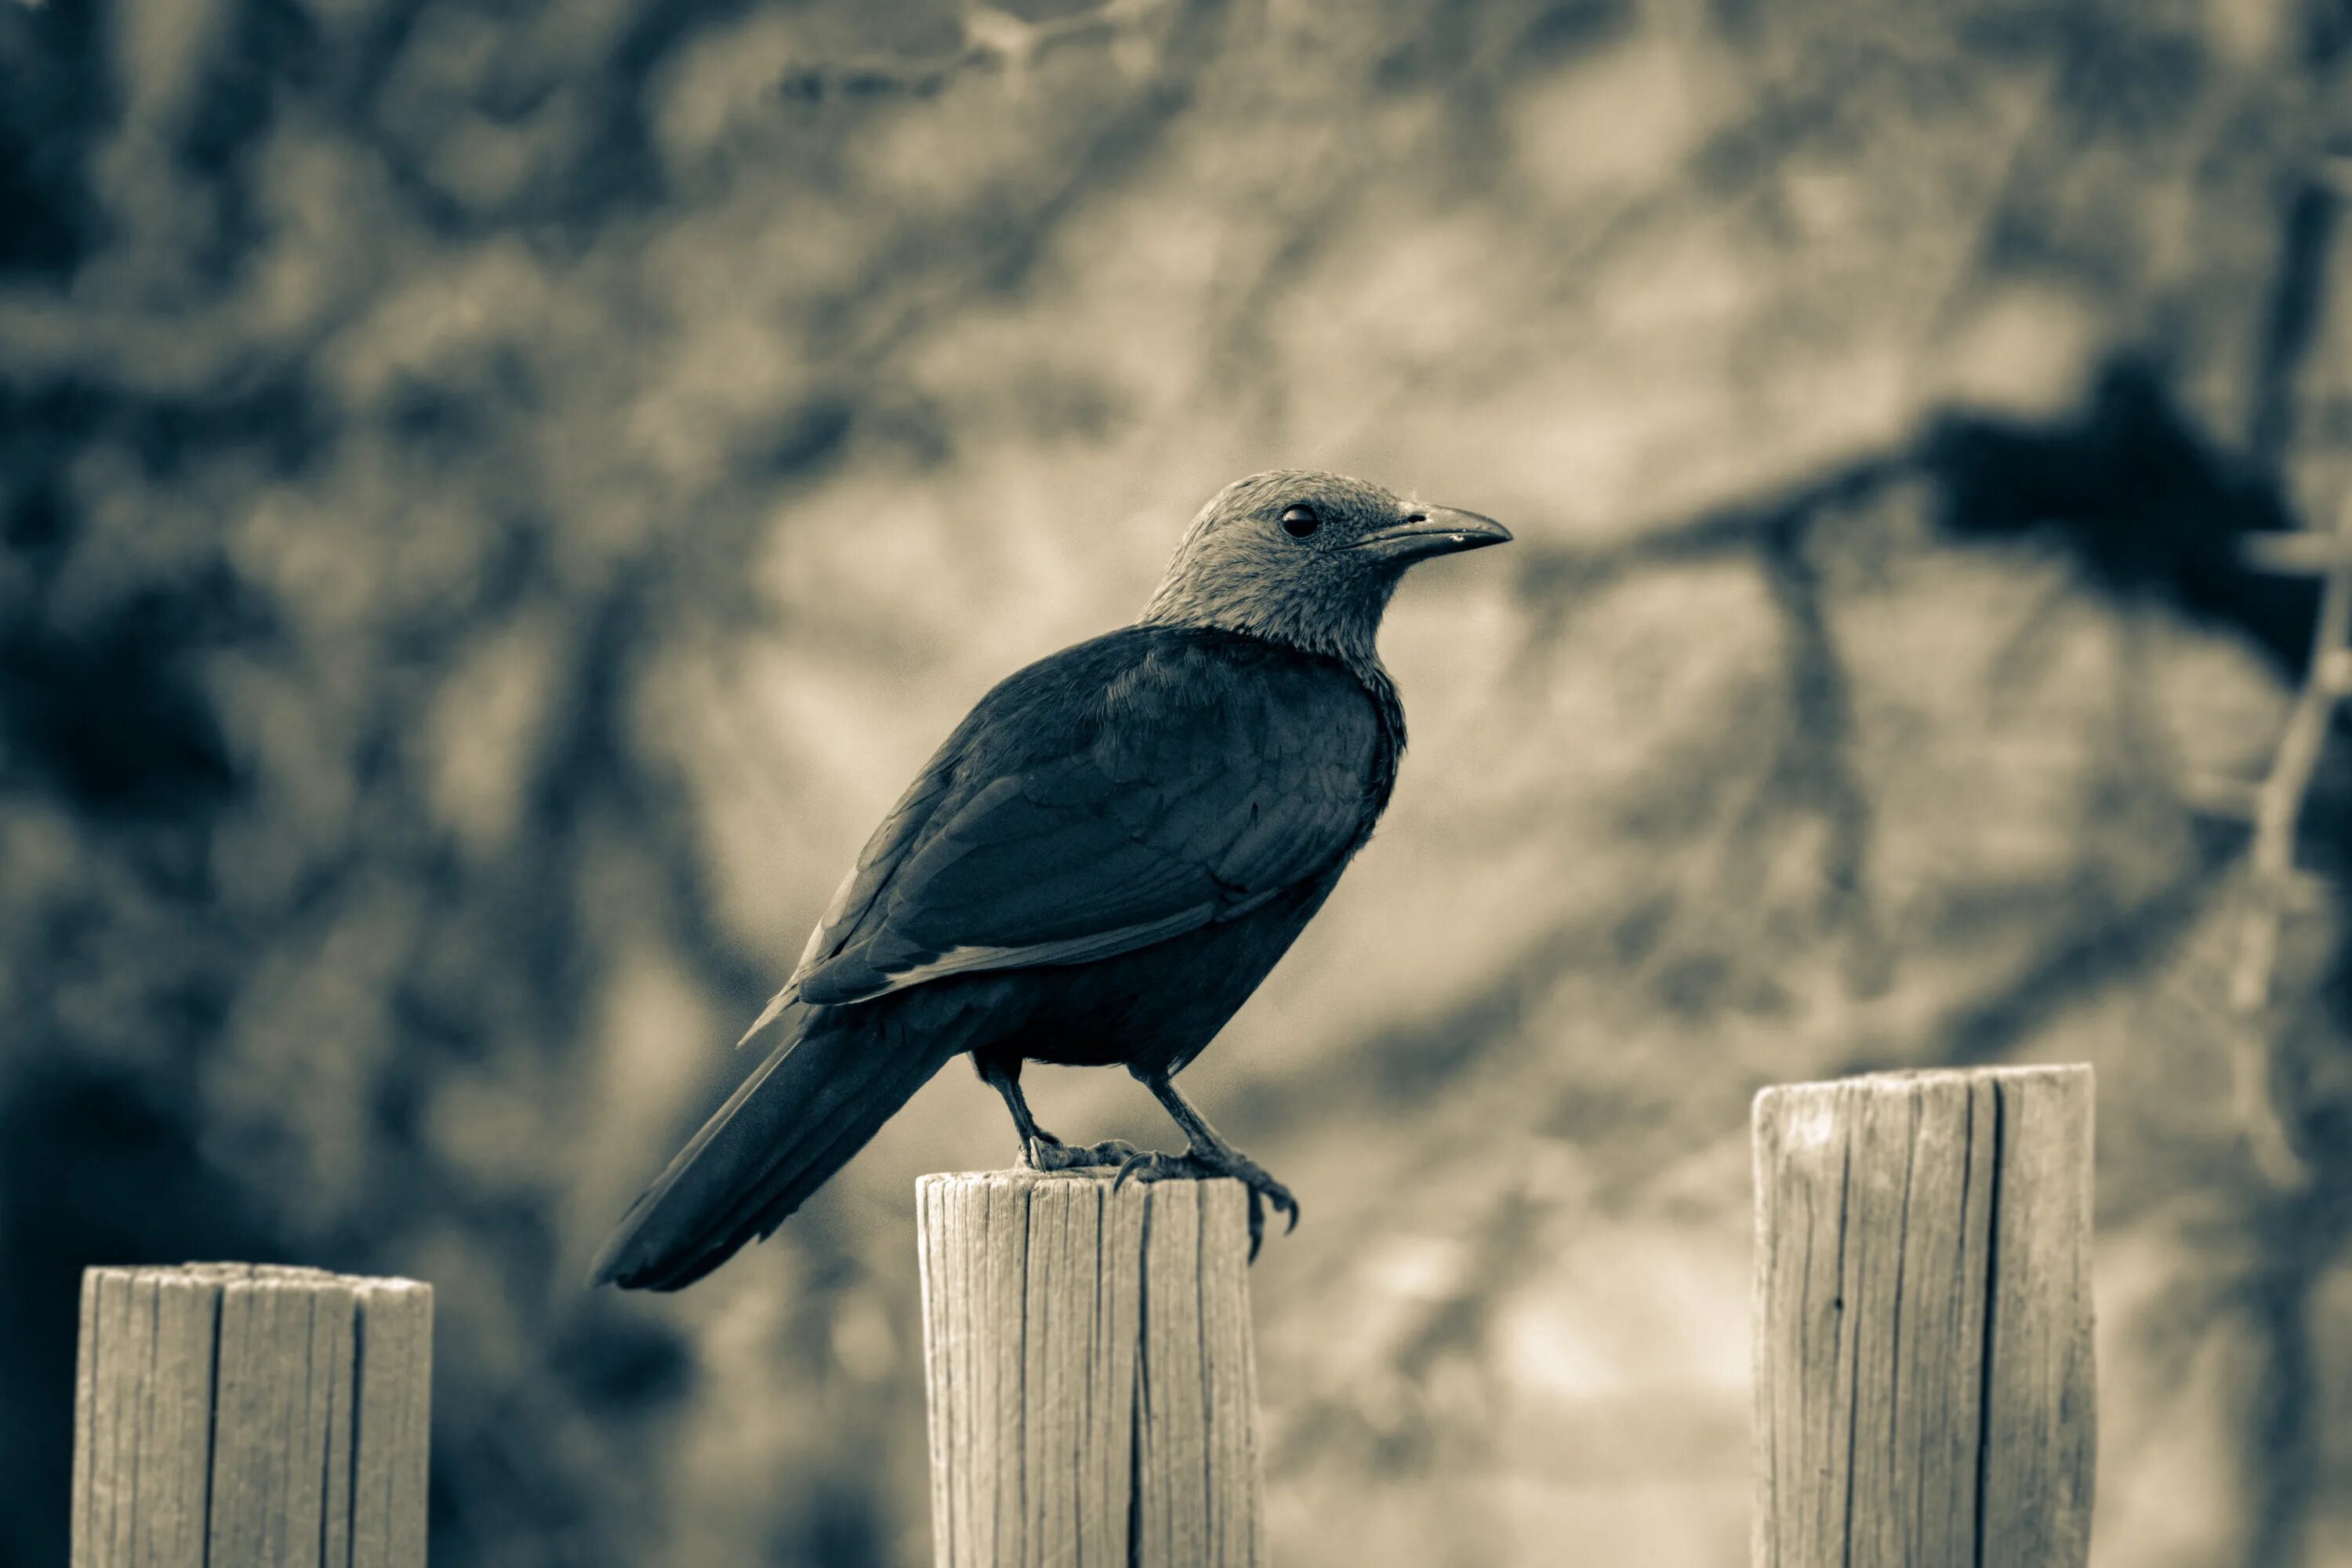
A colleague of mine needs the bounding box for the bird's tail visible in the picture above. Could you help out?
[590,1007,956,1290]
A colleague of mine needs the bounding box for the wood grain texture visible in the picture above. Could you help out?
[71,1264,433,1568]
[917,1169,1264,1568]
[1752,1065,2096,1568]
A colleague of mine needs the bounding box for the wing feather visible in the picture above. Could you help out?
[758,628,1382,1022]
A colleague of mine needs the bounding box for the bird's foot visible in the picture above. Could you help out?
[1024,1136,1147,1172]
[1112,1146,1300,1262]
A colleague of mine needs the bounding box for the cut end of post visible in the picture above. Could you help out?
[74,1263,433,1568]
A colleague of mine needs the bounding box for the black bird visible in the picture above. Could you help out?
[592,470,1510,1289]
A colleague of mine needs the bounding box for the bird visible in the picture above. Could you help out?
[591,470,1510,1290]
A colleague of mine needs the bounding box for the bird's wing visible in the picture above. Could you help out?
[757,631,1379,1018]
[735,760,959,1044]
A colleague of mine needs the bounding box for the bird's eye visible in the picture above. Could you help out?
[1280,505,1320,539]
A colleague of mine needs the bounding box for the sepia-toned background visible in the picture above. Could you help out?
[5,0,2351,1563]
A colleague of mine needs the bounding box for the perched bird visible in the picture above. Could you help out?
[592,470,1509,1290]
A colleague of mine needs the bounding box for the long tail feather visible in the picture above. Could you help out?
[591,1010,954,1290]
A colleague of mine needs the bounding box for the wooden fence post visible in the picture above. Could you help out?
[916,1169,1264,1568]
[73,1262,433,1568]
[1751,1065,2096,1568]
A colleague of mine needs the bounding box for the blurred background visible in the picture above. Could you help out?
[4,0,2351,1563]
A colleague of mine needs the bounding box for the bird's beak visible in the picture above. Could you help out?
[1352,506,1513,563]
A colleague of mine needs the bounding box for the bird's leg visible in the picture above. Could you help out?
[1114,1068,1299,1261]
[975,1054,1061,1168]
[974,1054,1143,1172]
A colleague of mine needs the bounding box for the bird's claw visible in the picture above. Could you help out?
[1026,1136,1145,1172]
[1241,1181,1301,1263]
[1109,1148,1299,1263]
[1109,1148,1168,1192]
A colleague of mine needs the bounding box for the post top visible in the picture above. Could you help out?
[917,1167,1247,1192]
[1753,1062,2093,1111]
[82,1262,430,1295]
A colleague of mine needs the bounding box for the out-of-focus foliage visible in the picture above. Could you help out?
[4,0,2351,1563]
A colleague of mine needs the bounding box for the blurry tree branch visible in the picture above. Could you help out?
[1748,514,1888,991]
[2220,157,2352,1189]
[769,0,1230,381]
[2223,499,2349,1187]
[2230,510,2352,1020]
[1508,449,1913,650]
[774,0,1167,101]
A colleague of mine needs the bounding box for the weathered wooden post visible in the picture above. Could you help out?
[916,1169,1264,1568]
[73,1262,433,1568]
[1751,1065,2096,1568]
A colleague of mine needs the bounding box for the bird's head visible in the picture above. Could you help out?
[1139,470,1511,666]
